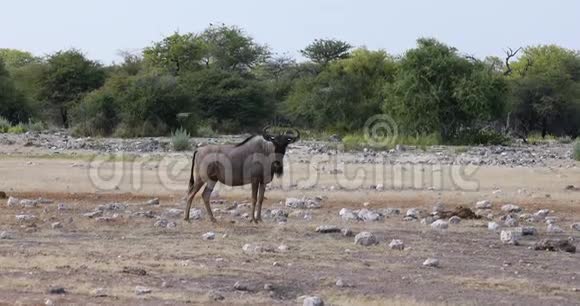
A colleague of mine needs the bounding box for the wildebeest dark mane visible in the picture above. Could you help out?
[235,135,259,147]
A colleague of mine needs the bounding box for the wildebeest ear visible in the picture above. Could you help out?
[286,128,300,143]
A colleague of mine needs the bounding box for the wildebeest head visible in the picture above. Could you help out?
[262,126,300,176]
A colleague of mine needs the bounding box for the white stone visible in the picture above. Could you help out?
[303,296,324,306]
[533,209,550,219]
[354,232,378,246]
[339,208,359,221]
[448,216,461,224]
[431,220,448,230]
[357,209,381,222]
[423,258,440,267]
[488,222,501,231]
[15,214,37,223]
[6,196,19,207]
[20,199,38,208]
[475,200,492,209]
[406,208,421,219]
[501,204,522,213]
[571,223,580,232]
[135,286,151,295]
[500,230,520,245]
[388,239,405,250]
[547,224,564,234]
[202,232,216,240]
[504,216,519,227]
[51,222,63,229]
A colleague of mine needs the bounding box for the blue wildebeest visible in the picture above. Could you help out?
[184,126,300,223]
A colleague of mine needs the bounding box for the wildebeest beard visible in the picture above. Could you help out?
[272,160,283,177]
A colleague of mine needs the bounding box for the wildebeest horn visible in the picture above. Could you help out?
[262,125,274,139]
[285,128,300,142]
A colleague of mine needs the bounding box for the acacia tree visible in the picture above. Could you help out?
[143,32,206,75]
[200,24,270,72]
[300,39,352,65]
[383,38,507,141]
[0,58,30,123]
[286,49,397,131]
[39,49,105,127]
[508,45,580,138]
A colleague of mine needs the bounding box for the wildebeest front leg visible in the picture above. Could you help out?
[184,179,204,221]
[256,183,266,222]
[202,180,217,223]
[250,181,258,223]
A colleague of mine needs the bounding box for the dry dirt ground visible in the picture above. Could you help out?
[0,151,579,305]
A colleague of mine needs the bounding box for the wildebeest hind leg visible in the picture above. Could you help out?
[250,181,258,223]
[202,180,217,223]
[184,179,204,221]
[256,183,266,222]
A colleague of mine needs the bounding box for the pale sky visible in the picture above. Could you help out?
[1,0,579,64]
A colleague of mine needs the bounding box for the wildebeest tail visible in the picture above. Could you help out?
[188,150,197,192]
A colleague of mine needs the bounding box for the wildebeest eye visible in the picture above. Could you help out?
[287,138,291,142]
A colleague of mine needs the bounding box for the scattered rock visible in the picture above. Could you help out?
[520,226,537,236]
[277,244,289,252]
[339,208,359,221]
[6,196,19,207]
[83,211,103,218]
[16,214,37,223]
[547,224,564,234]
[431,220,448,230]
[48,287,66,295]
[208,290,225,301]
[437,206,479,219]
[341,228,353,237]
[233,281,248,291]
[448,216,461,224]
[380,208,401,216]
[303,296,324,306]
[135,286,151,295]
[405,208,421,219]
[335,278,347,287]
[354,232,378,246]
[202,232,216,240]
[264,283,274,291]
[51,222,63,229]
[357,208,382,222]
[422,258,440,267]
[420,217,434,225]
[91,288,108,297]
[475,200,492,209]
[504,215,519,227]
[488,222,501,231]
[154,219,176,229]
[500,230,520,245]
[285,197,322,209]
[571,223,580,232]
[146,198,160,205]
[164,208,184,218]
[388,239,405,250]
[243,243,274,255]
[122,266,147,276]
[0,231,13,239]
[96,202,127,211]
[534,239,576,253]
[534,209,550,220]
[20,199,38,208]
[501,204,522,213]
[316,225,341,233]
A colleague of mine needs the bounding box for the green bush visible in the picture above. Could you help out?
[171,127,191,151]
[24,119,46,132]
[574,141,580,161]
[0,116,11,132]
[72,88,119,136]
[7,123,26,134]
[453,129,510,146]
[197,123,217,137]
